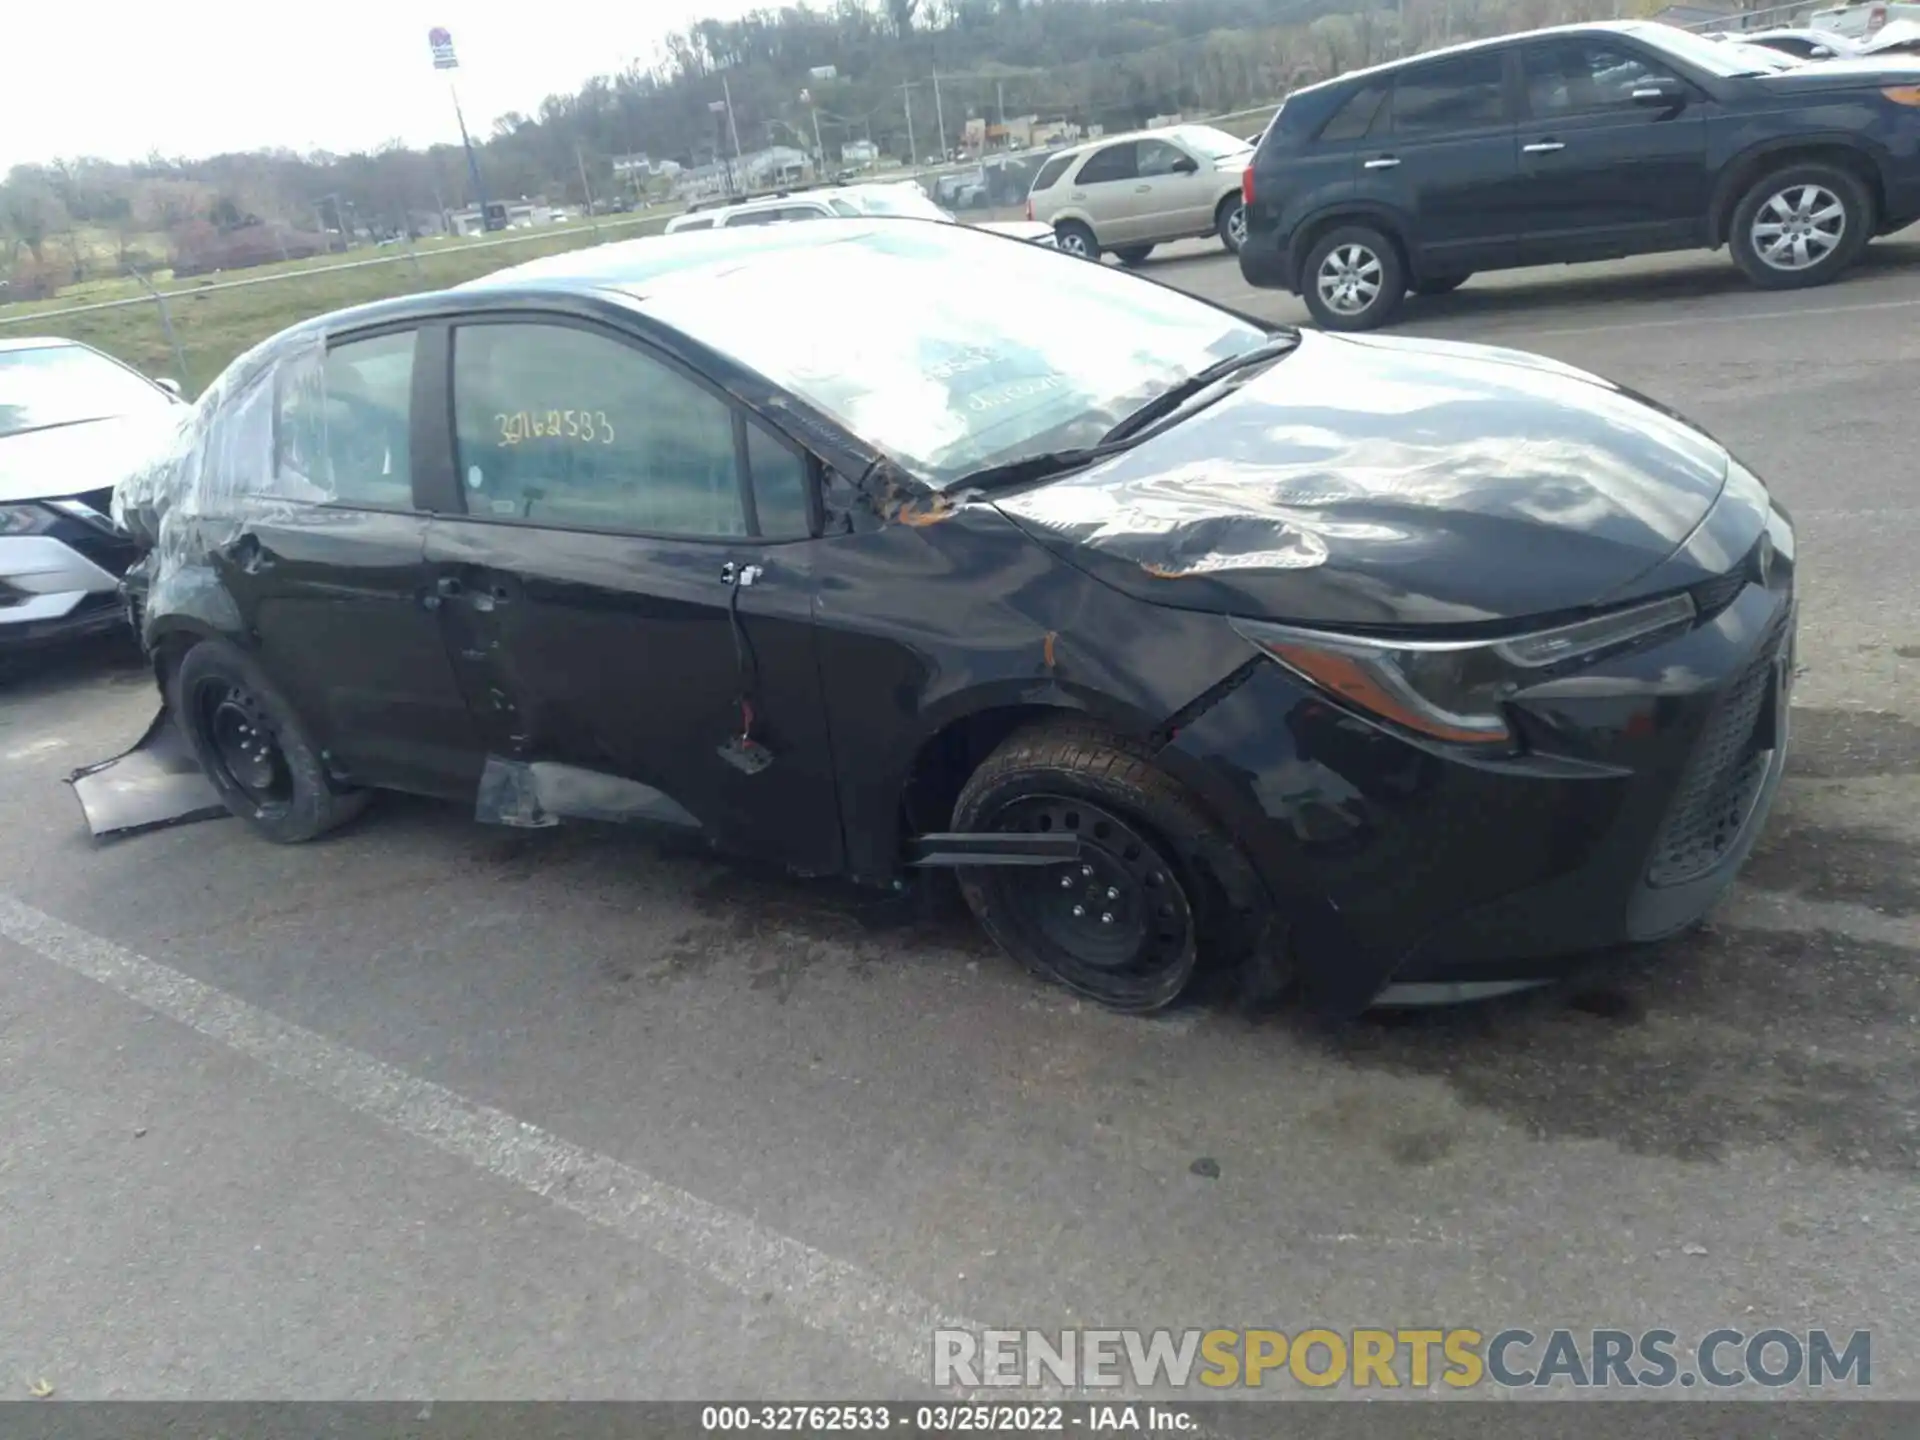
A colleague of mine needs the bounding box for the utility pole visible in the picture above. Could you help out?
[898,80,917,165]
[722,75,744,160]
[574,145,600,234]
[931,70,948,161]
[997,79,1006,128]
[811,104,825,169]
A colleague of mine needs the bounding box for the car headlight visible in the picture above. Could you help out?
[0,504,59,537]
[1232,592,1698,747]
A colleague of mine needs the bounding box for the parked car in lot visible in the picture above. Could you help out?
[1238,19,1920,329]
[1708,26,1865,59]
[1,337,183,650]
[664,180,1056,245]
[112,219,1797,1016]
[1024,123,1254,262]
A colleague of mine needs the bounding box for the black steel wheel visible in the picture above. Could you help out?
[976,794,1196,1009]
[953,720,1265,1013]
[171,636,369,843]
[198,681,294,809]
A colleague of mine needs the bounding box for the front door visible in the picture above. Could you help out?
[421,315,844,874]
[1514,36,1711,264]
[1359,49,1522,276]
[218,327,482,799]
[1134,136,1215,240]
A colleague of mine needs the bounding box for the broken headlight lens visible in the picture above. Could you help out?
[0,504,59,537]
[1233,592,1698,747]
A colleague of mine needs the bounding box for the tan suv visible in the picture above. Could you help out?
[1024,124,1254,264]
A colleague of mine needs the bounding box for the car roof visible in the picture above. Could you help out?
[1050,120,1253,157]
[1284,19,1667,96]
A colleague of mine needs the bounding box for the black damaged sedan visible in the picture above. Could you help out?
[109,219,1796,1016]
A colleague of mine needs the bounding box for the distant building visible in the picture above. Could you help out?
[449,202,562,237]
[842,138,879,166]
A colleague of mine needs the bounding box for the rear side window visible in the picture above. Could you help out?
[670,214,716,231]
[1074,142,1138,185]
[1388,51,1510,135]
[274,330,415,509]
[1029,154,1074,192]
[1318,84,1390,142]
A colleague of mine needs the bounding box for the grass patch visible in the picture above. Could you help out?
[0,214,677,395]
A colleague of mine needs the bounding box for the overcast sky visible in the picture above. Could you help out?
[2,0,759,171]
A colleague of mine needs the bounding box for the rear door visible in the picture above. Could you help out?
[1063,141,1146,245]
[1359,48,1522,275]
[419,314,844,872]
[1514,35,1712,263]
[210,327,481,798]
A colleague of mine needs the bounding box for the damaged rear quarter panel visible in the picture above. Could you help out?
[809,501,1261,882]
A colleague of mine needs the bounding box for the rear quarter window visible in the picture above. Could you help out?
[1029,154,1075,193]
[1317,84,1390,142]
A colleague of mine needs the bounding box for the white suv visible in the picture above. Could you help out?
[665,182,1056,245]
[1024,124,1254,264]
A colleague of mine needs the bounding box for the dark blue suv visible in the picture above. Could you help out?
[1238,20,1920,328]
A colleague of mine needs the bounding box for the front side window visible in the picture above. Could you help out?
[1137,139,1194,177]
[1074,143,1138,185]
[452,323,753,537]
[275,330,415,508]
[1524,40,1685,116]
[634,224,1266,488]
[1388,52,1510,134]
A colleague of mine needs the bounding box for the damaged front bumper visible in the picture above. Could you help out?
[68,704,227,839]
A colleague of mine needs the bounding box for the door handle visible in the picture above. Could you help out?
[1134,184,1152,193]
[436,575,465,598]
[719,561,764,587]
[1362,155,1400,170]
[1522,140,1566,154]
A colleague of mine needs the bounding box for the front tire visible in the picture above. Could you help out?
[1300,224,1405,331]
[1216,195,1248,254]
[1053,220,1099,261]
[172,637,368,843]
[1728,162,1871,291]
[951,720,1238,1013]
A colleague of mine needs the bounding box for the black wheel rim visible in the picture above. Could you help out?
[195,679,293,809]
[981,794,1197,1010]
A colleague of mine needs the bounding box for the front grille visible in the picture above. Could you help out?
[1646,641,1778,887]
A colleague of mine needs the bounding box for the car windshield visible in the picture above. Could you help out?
[849,185,952,220]
[1635,21,1798,74]
[634,226,1267,487]
[1722,39,1804,68]
[0,343,169,439]
[1176,125,1256,160]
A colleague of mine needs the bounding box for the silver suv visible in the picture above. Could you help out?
[1024,124,1254,263]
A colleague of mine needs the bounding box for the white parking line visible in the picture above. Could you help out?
[0,892,980,1393]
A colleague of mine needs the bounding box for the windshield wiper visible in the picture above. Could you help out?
[951,444,1115,495]
[1098,333,1301,446]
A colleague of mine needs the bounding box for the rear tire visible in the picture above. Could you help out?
[172,637,368,843]
[1053,220,1099,261]
[1728,162,1871,291]
[1300,223,1405,331]
[951,720,1243,1014]
[1113,244,1155,267]
[1413,272,1470,296]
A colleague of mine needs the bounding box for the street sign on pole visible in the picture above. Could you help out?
[429,27,459,70]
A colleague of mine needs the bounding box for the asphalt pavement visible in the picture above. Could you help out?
[1,236,1917,1404]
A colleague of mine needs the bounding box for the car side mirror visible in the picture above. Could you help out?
[156,377,183,398]
[1632,83,1686,108]
[1170,156,1199,174]
[1811,45,1834,56]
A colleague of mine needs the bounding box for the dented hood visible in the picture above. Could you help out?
[992,329,1731,628]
